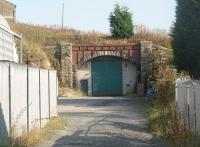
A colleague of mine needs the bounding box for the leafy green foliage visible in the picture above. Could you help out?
[171,0,200,78]
[109,4,134,39]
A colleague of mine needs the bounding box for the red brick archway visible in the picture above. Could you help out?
[72,44,141,66]
[45,41,152,88]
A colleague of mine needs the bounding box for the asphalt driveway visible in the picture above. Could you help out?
[37,96,165,147]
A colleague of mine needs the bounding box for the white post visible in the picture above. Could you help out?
[20,34,23,64]
[187,84,190,128]
[62,3,64,29]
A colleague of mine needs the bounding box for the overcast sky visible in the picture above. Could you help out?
[9,0,176,33]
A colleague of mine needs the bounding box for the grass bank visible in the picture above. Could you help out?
[59,87,85,98]
[145,103,200,147]
[145,64,200,147]
[4,117,67,147]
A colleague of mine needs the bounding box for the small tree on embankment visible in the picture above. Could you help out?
[109,4,134,39]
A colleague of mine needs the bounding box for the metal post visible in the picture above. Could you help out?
[27,66,29,132]
[20,34,23,64]
[62,3,64,29]
[56,75,58,100]
[39,69,41,129]
[175,81,178,110]
[194,91,197,132]
[187,85,190,129]
[48,70,51,119]
[8,63,12,136]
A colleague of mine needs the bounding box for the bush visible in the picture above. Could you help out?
[145,63,199,147]
[23,42,51,68]
[146,102,200,147]
[146,103,192,147]
[154,65,177,104]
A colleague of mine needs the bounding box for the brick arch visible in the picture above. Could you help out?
[77,55,139,69]
[47,42,153,88]
[72,44,141,66]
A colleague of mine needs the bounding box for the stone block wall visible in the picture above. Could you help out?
[46,42,158,91]
[60,43,73,88]
[140,41,153,83]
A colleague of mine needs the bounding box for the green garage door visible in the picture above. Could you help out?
[92,59,122,96]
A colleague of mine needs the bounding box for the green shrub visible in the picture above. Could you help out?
[109,4,134,39]
[154,65,177,104]
[23,42,51,68]
[145,63,200,147]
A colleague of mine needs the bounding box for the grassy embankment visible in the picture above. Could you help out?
[59,87,85,98]
[145,63,200,146]
[10,22,171,97]
[10,23,171,69]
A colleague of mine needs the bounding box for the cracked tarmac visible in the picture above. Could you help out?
[37,96,166,147]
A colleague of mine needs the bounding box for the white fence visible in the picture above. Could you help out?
[176,78,200,133]
[0,61,58,144]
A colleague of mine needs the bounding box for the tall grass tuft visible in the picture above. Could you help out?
[10,117,67,147]
[154,65,177,104]
[145,64,200,147]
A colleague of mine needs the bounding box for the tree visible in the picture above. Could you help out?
[109,4,134,39]
[171,0,200,78]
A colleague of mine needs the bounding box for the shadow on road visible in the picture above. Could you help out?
[52,115,163,147]
[0,103,9,145]
[52,132,161,147]
[58,97,146,107]
[52,97,165,147]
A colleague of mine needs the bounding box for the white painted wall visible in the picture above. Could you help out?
[77,58,138,96]
[0,62,10,144]
[122,61,138,95]
[77,61,92,96]
[10,63,28,135]
[28,67,40,130]
[40,69,49,127]
[49,70,58,118]
[0,61,58,144]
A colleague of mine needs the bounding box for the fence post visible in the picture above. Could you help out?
[175,81,177,102]
[194,91,197,133]
[48,70,50,119]
[8,63,11,136]
[56,76,58,100]
[39,69,41,129]
[187,84,190,129]
[27,66,29,132]
[175,80,179,112]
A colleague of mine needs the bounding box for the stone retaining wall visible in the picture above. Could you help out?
[45,41,170,90]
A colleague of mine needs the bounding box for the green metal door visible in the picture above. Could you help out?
[92,59,122,96]
[80,79,88,95]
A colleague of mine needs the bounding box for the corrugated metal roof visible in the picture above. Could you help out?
[0,14,10,29]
